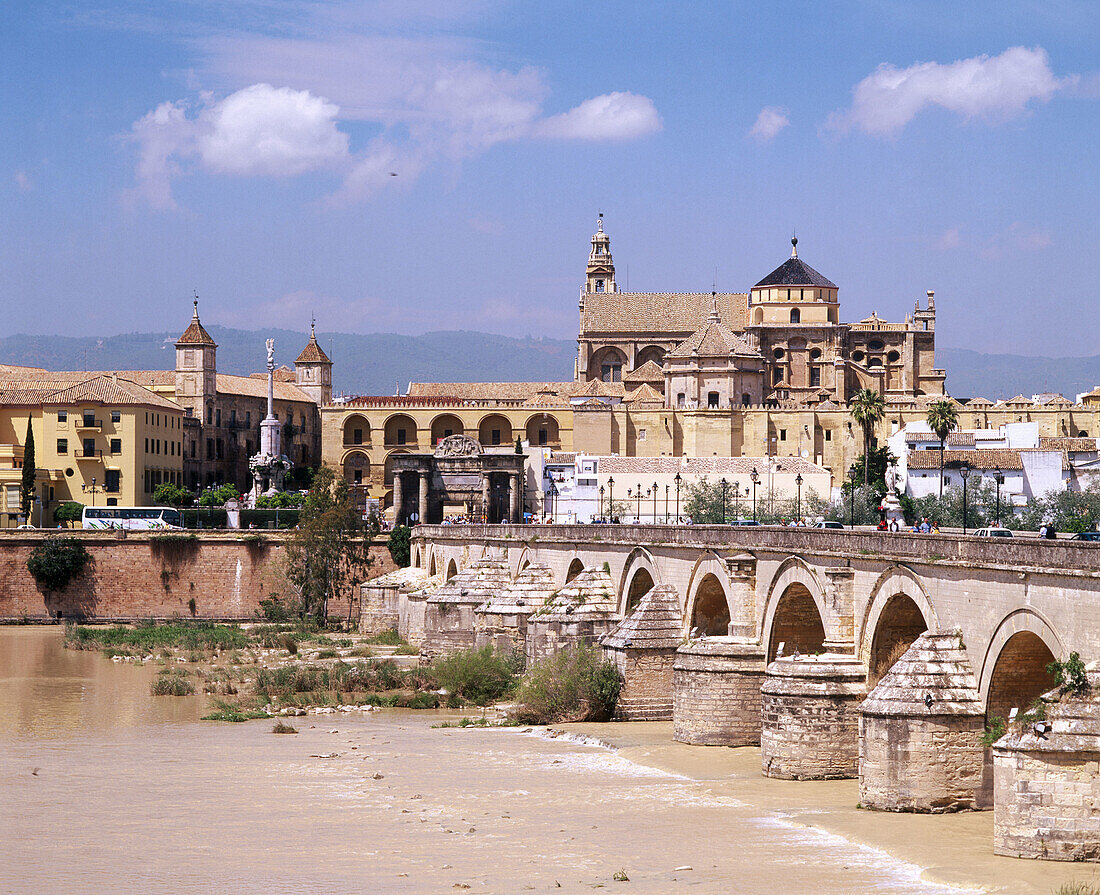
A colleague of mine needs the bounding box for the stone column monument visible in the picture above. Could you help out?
[248,338,291,503]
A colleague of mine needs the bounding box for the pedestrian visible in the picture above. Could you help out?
[919,517,930,534]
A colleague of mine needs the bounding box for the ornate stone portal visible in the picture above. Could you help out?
[391,435,526,525]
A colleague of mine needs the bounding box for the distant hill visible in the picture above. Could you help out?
[0,327,577,397]
[0,329,1096,402]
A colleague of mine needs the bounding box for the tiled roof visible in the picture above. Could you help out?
[176,306,217,346]
[623,383,664,405]
[668,314,760,360]
[536,567,617,620]
[0,374,181,410]
[571,379,626,398]
[1040,436,1097,452]
[478,563,556,614]
[295,327,332,365]
[425,558,512,605]
[216,373,313,403]
[0,363,46,376]
[947,433,975,446]
[581,292,748,334]
[997,395,1034,407]
[251,366,296,382]
[752,254,836,289]
[408,381,578,400]
[862,632,983,718]
[907,449,1034,471]
[622,360,665,384]
[546,452,576,464]
[964,397,994,407]
[523,385,569,407]
[597,455,827,476]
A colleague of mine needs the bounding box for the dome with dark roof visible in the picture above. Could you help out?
[753,238,837,289]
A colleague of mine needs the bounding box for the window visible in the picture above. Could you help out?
[82,438,95,457]
[353,428,364,445]
[144,438,149,452]
[742,393,751,406]
[773,348,785,359]
[809,348,822,359]
[245,440,252,456]
[595,279,605,293]
[83,410,96,427]
[601,362,622,382]
[790,308,800,324]
[106,498,118,507]
[110,438,122,454]
[396,428,407,445]
[810,367,821,387]
[105,469,120,493]
[780,429,787,441]
[58,411,67,423]
[538,428,548,446]
[5,486,19,509]
[773,369,783,385]
[677,393,686,408]
[353,469,363,484]
[491,428,502,446]
[215,408,221,427]
[206,405,213,425]
[637,428,647,442]
[110,410,120,424]
[245,412,251,426]
[216,439,224,459]
[206,439,214,460]
[707,392,719,409]
[825,430,832,442]
[57,438,68,454]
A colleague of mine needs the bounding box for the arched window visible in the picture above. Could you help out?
[595,279,605,293]
[742,393,751,406]
[790,308,800,324]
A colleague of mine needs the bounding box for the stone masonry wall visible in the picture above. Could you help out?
[608,648,676,721]
[994,749,1100,860]
[0,531,289,621]
[859,714,988,812]
[673,641,766,746]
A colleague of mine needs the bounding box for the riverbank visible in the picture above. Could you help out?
[4,626,1100,894]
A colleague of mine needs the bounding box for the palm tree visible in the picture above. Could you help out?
[849,388,886,486]
[926,398,959,498]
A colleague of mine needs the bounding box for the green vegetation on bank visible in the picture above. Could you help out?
[65,620,250,654]
[512,643,621,724]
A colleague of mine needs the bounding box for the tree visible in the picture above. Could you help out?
[926,398,959,498]
[198,483,240,507]
[847,446,896,497]
[53,501,85,528]
[849,388,886,486]
[283,464,377,625]
[20,418,35,522]
[153,482,194,510]
[387,525,412,567]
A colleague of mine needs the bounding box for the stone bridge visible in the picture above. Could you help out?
[411,524,1100,724]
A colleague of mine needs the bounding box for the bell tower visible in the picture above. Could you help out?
[294,318,333,405]
[174,298,218,419]
[585,214,616,295]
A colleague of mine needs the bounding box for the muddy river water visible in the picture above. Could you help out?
[1,627,1098,894]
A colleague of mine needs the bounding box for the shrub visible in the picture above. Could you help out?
[53,501,85,528]
[387,525,412,567]
[27,537,91,592]
[981,715,1007,747]
[257,595,300,622]
[1048,652,1089,695]
[272,720,298,734]
[367,628,406,646]
[151,670,195,696]
[431,646,518,706]
[512,643,621,724]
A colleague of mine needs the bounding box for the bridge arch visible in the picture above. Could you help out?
[428,550,438,577]
[511,546,532,578]
[565,556,585,583]
[979,609,1064,722]
[683,553,733,637]
[445,557,459,582]
[618,547,660,615]
[761,556,828,662]
[413,544,423,569]
[860,565,936,681]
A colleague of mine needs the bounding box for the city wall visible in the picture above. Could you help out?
[0,532,396,623]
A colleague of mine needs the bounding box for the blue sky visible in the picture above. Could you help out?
[2,1,1097,355]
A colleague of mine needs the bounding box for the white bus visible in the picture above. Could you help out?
[81,506,183,530]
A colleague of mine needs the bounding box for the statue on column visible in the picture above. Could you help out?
[247,337,291,506]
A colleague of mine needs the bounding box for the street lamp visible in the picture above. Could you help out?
[608,477,615,522]
[674,472,682,523]
[750,467,759,522]
[664,484,669,523]
[993,467,1002,525]
[634,485,645,522]
[795,473,803,520]
[599,485,605,522]
[82,476,105,508]
[652,481,658,525]
[959,461,971,535]
[720,478,729,524]
[547,480,557,523]
[733,480,740,521]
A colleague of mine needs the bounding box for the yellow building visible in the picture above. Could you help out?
[0,374,184,526]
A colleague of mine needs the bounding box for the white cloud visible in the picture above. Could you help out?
[979,222,1053,258]
[828,47,1068,136]
[198,84,348,176]
[935,228,961,250]
[534,92,662,141]
[13,170,32,192]
[748,106,789,142]
[125,12,661,208]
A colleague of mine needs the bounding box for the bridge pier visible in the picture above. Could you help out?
[602,584,681,721]
[993,670,1100,861]
[673,638,767,746]
[859,631,989,812]
[761,652,867,780]
[525,567,619,668]
[359,567,427,636]
[473,563,555,664]
[421,558,511,660]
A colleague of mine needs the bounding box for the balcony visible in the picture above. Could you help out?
[76,418,103,431]
[76,449,103,460]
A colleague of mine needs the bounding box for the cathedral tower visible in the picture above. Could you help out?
[295,320,333,405]
[585,214,616,294]
[174,299,217,419]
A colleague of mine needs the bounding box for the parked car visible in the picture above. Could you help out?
[1071,531,1100,541]
[814,521,845,530]
[729,519,761,527]
[973,527,1013,537]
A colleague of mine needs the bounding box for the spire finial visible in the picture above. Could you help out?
[791,234,798,258]
[192,293,200,320]
[310,313,316,340]
[709,289,720,323]
[597,211,604,233]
